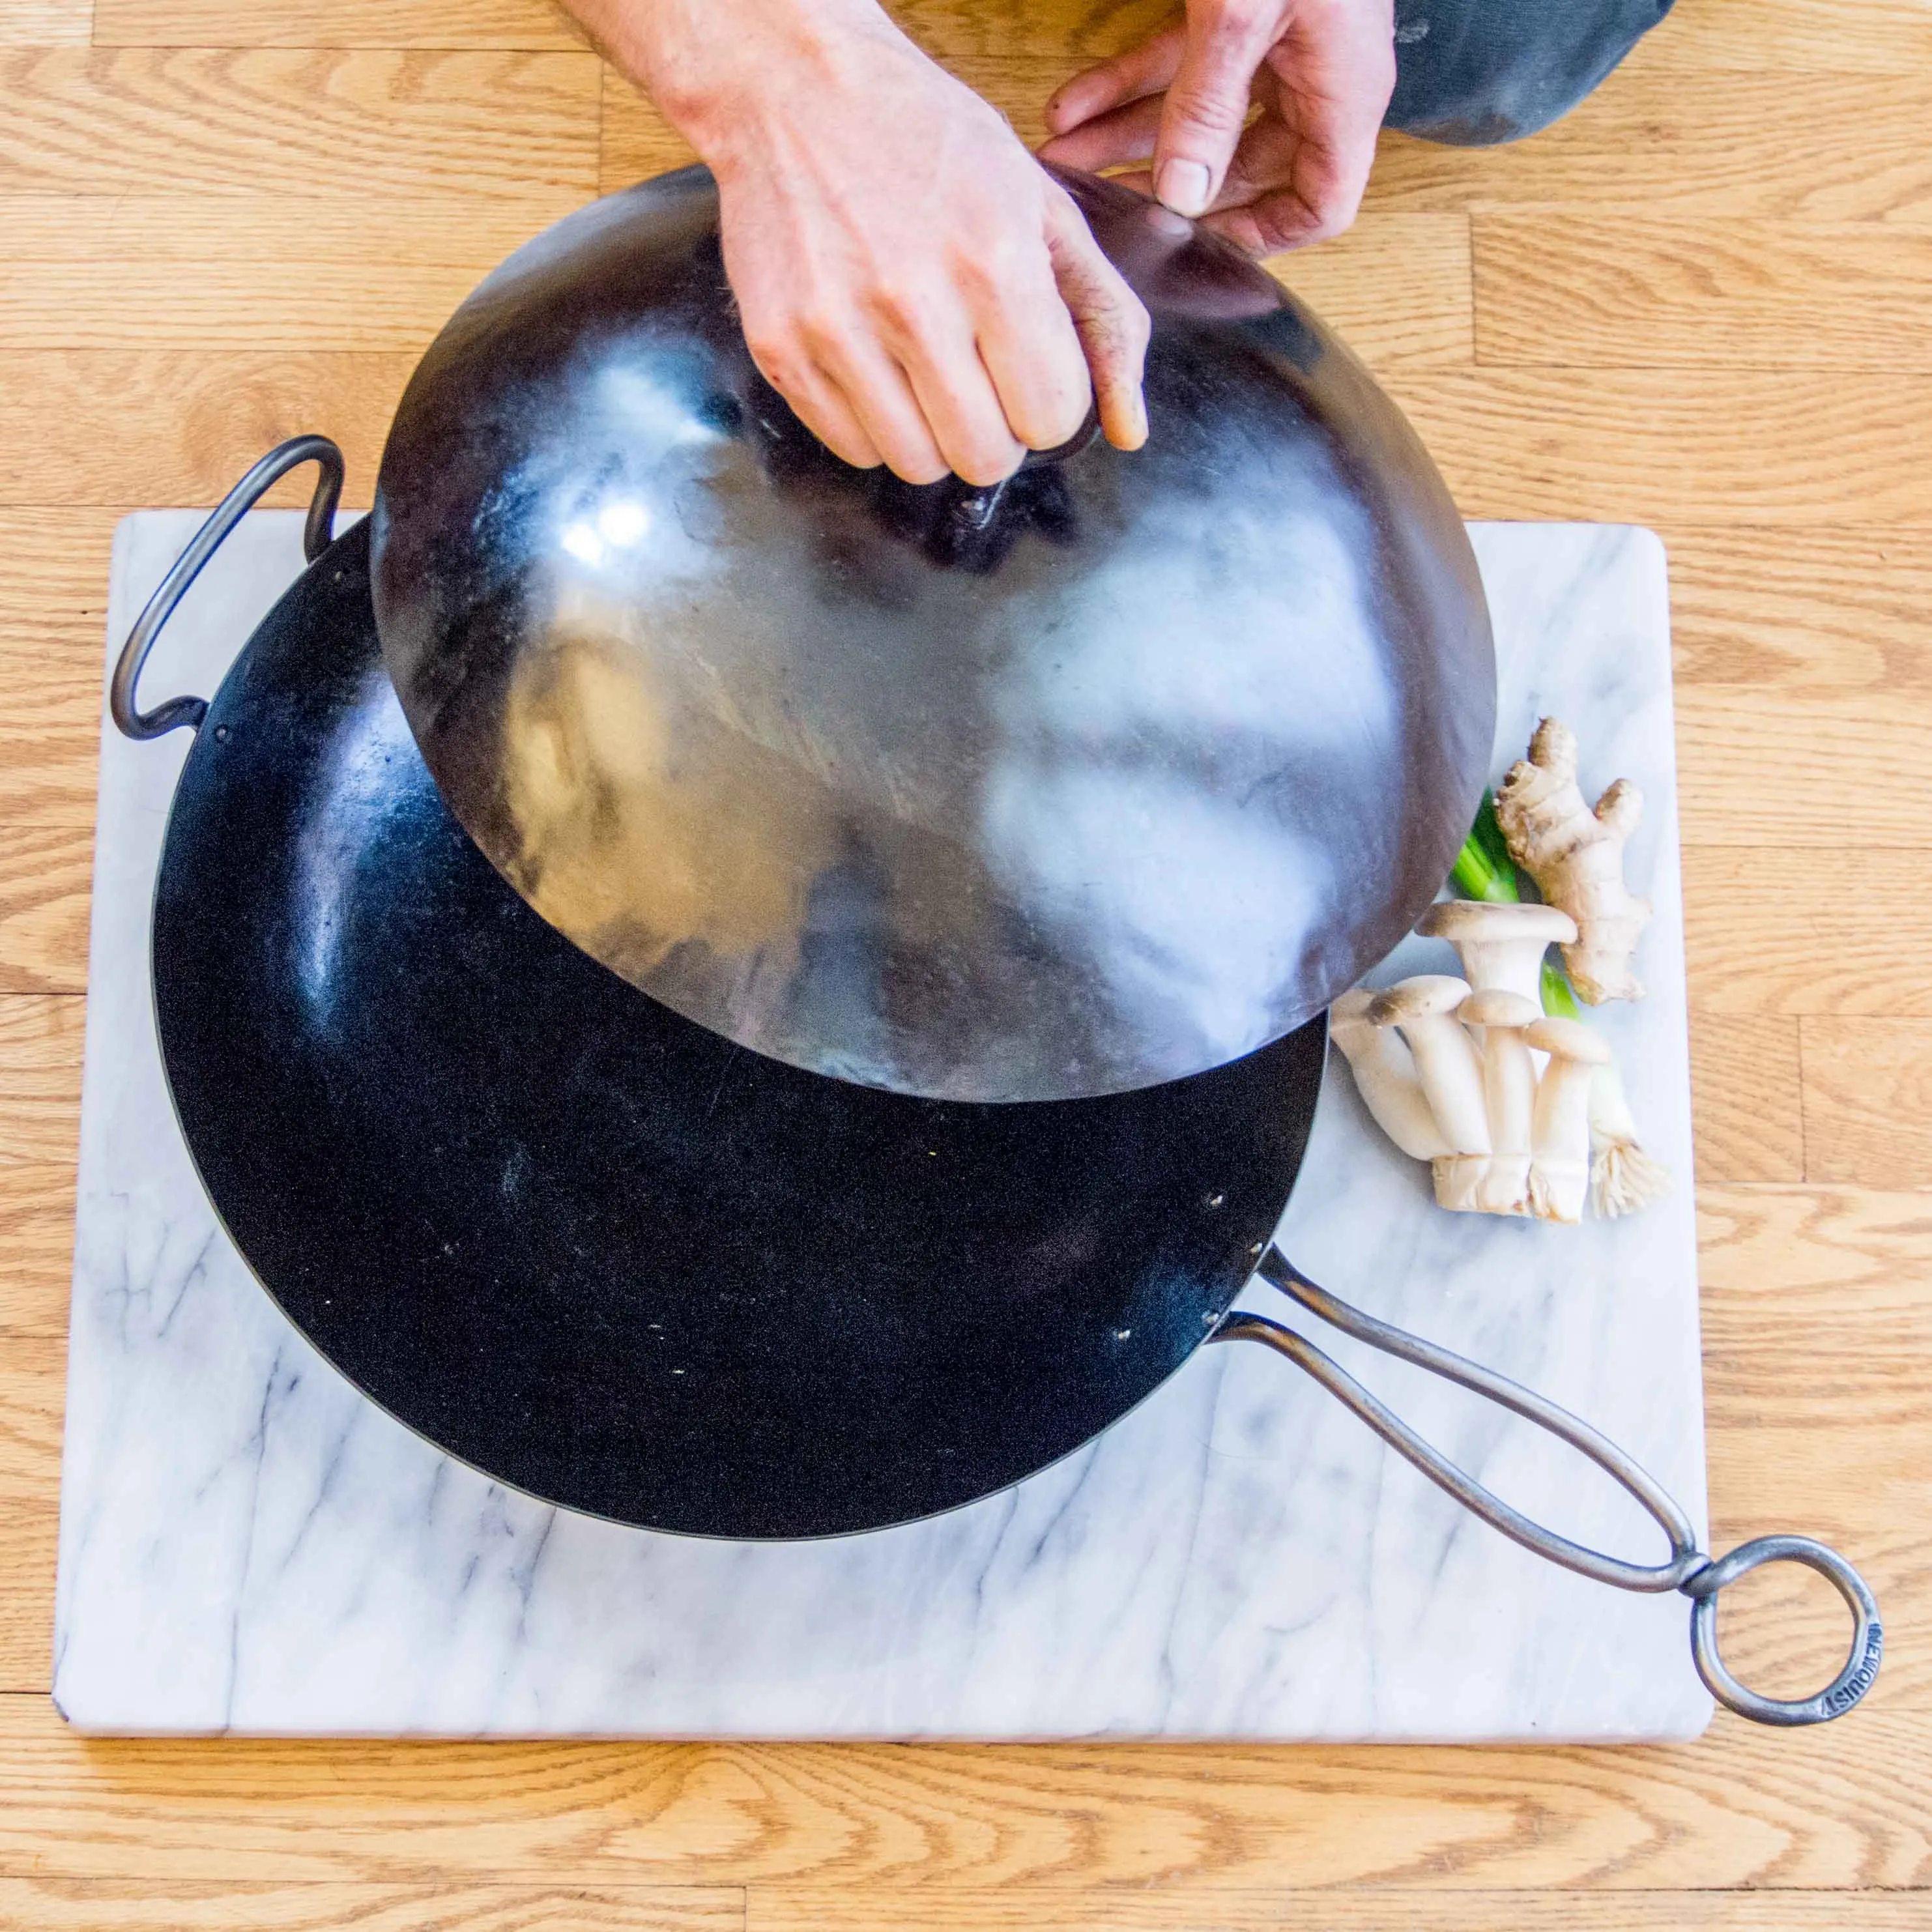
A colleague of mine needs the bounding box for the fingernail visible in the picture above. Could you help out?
[1156,158,1211,218]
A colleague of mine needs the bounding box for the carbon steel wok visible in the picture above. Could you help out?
[116,439,1881,1731]
[109,165,1880,1723]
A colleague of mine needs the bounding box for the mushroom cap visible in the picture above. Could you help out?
[1417,899,1578,944]
[1367,975,1470,1026]
[1523,1015,1613,1064]
[1459,988,1542,1030]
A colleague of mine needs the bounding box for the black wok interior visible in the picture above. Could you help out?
[152,520,1327,1537]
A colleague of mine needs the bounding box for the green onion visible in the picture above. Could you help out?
[1449,789,1520,904]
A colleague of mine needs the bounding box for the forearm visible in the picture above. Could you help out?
[560,0,902,154]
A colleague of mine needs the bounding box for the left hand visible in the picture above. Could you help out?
[1039,0,1396,255]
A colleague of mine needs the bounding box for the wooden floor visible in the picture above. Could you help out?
[3,0,1931,1923]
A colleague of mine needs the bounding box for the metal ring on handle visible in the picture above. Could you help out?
[1217,1249,1881,1725]
[111,435,343,741]
[1684,1536,1883,1727]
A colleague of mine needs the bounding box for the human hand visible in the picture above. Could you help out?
[1039,0,1396,254]
[586,0,1150,486]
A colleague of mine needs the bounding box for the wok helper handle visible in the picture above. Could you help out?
[112,435,343,740]
[1215,1249,1882,1728]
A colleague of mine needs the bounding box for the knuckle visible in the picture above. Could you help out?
[743,330,807,393]
[1172,87,1249,137]
[1199,0,1266,42]
[786,303,847,360]
[1112,291,1154,349]
[954,443,1024,489]
[1037,394,1092,450]
[955,238,1026,302]
[890,448,951,487]
[861,277,934,338]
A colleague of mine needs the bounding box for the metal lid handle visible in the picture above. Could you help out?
[1216,1250,1882,1727]
[111,435,343,740]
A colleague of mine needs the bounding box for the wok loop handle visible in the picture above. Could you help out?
[1217,1249,1881,1728]
[111,435,343,741]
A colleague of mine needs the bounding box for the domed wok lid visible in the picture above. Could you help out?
[371,166,1494,1103]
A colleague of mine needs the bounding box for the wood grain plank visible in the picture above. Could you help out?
[0,1697,1927,1886]
[0,506,103,996]
[1683,850,1932,1019]
[0,506,108,995]
[1802,1018,1932,1186]
[0,0,88,46]
[1631,0,1932,73]
[1271,216,1472,371]
[0,353,411,507]
[0,997,81,1167]
[1663,526,1932,689]
[1474,218,1932,369]
[1387,371,1932,525]
[0,50,599,197]
[0,1335,65,1505]
[93,0,584,50]
[1361,69,1932,222]
[0,1501,55,1693]
[0,1879,744,1929]
[0,1161,74,1336]
[749,1893,1932,1931]
[1,257,501,353]
[0,192,581,261]
[1674,689,1932,847]
[891,0,1169,68]
[0,826,93,999]
[1688,1016,1804,1182]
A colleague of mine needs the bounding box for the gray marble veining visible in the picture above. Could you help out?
[53,513,1709,1739]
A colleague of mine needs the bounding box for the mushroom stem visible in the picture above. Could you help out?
[1366,976,1492,1215]
[1461,988,1543,1215]
[1366,977,1490,1158]
[1329,990,1452,1162]
[1524,1016,1611,1224]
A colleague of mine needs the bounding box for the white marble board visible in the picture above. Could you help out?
[51,513,1710,1740]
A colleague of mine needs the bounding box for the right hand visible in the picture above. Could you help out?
[634,0,1151,486]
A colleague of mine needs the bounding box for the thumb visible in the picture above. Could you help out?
[1154,1,1282,218]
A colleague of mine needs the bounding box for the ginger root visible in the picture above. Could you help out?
[1495,718,1651,1004]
